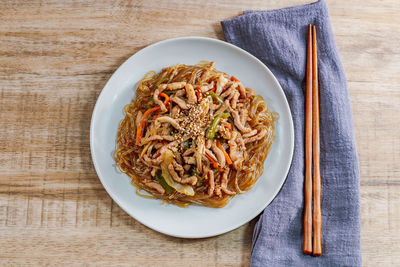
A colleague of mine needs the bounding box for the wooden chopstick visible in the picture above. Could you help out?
[303,24,313,255]
[312,25,322,256]
[303,24,322,256]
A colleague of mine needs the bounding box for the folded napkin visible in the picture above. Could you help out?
[221,1,361,266]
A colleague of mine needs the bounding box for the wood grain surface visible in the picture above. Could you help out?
[0,0,399,266]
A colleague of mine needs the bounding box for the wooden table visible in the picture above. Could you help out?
[1,0,398,266]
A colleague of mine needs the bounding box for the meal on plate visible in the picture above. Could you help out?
[113,61,277,207]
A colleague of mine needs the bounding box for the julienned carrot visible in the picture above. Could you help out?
[158,92,170,105]
[205,153,219,169]
[231,76,239,82]
[216,140,232,165]
[225,123,232,130]
[303,24,313,255]
[135,106,160,146]
[195,87,202,101]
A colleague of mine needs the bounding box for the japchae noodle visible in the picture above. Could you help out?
[114,61,278,208]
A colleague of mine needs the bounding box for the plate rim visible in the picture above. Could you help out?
[90,36,294,238]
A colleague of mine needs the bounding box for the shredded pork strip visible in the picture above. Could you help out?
[229,106,251,133]
[244,128,268,144]
[237,83,247,97]
[221,169,236,195]
[240,108,249,125]
[231,91,240,109]
[166,82,186,90]
[153,89,167,112]
[211,143,226,168]
[215,75,229,95]
[135,111,143,128]
[185,83,197,104]
[207,170,215,196]
[171,96,188,109]
[140,135,175,145]
[214,101,229,116]
[195,136,204,171]
[156,116,181,130]
[145,182,165,194]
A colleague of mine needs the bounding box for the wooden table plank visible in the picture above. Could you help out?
[0,0,399,266]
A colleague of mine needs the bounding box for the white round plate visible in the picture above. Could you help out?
[90,36,294,238]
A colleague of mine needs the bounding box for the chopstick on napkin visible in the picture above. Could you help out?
[304,23,322,256]
[221,0,361,266]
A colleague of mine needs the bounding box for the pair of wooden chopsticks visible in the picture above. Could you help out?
[303,24,322,256]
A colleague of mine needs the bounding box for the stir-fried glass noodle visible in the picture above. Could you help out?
[114,61,278,208]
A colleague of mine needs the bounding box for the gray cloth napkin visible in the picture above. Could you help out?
[221,1,361,266]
